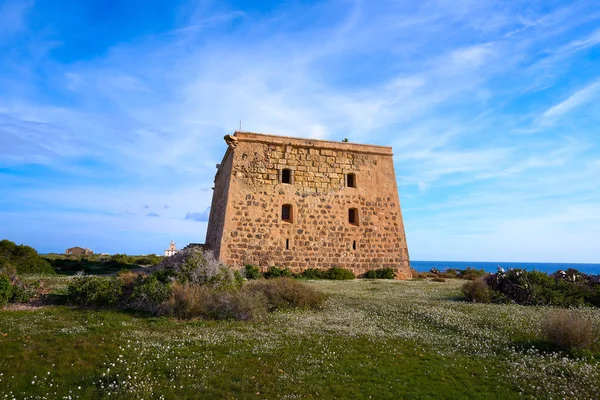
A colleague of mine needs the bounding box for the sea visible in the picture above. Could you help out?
[411,260,600,275]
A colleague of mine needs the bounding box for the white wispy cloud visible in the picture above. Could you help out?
[540,80,600,123]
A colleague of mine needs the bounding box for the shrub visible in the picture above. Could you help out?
[365,268,396,279]
[486,268,598,307]
[542,310,596,350]
[461,279,492,303]
[0,274,11,307]
[9,284,35,303]
[244,264,261,280]
[129,274,172,313]
[459,267,487,280]
[132,254,162,266]
[164,283,267,321]
[298,267,355,280]
[0,240,54,275]
[67,276,123,306]
[300,268,323,279]
[203,288,267,321]
[158,248,241,290]
[263,266,293,279]
[152,269,179,284]
[117,269,140,286]
[110,254,132,265]
[247,278,327,311]
[440,269,459,279]
[431,277,446,282]
[364,270,376,279]
[322,267,355,280]
[0,259,17,277]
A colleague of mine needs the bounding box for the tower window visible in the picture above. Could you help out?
[286,239,290,250]
[282,204,293,222]
[348,208,358,226]
[282,169,292,184]
[346,173,356,188]
[352,240,357,250]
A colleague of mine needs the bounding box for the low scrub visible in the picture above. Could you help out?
[66,270,327,321]
[432,267,486,280]
[247,278,327,311]
[487,268,600,307]
[431,277,446,282]
[364,268,396,279]
[0,274,10,307]
[165,283,267,321]
[0,274,39,306]
[542,310,597,350]
[67,276,123,306]
[0,239,54,275]
[461,279,492,304]
[321,267,355,280]
[128,274,172,313]
[244,264,262,280]
[299,267,355,280]
[263,266,293,279]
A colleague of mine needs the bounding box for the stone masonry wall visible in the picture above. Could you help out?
[207,131,411,279]
[205,148,234,258]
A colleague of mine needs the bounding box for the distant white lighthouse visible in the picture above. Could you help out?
[164,240,178,257]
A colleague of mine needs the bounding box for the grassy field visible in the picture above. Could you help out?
[1,278,599,399]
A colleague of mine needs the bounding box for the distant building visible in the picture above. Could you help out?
[164,240,178,257]
[65,247,93,256]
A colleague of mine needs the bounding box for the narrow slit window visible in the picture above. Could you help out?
[348,208,358,225]
[352,240,357,250]
[286,239,290,250]
[282,204,292,222]
[282,169,292,184]
[347,173,356,188]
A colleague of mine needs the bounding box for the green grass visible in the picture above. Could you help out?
[1,278,599,399]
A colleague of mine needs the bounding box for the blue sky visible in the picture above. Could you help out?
[0,0,599,262]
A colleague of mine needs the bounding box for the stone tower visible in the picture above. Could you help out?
[205,131,411,279]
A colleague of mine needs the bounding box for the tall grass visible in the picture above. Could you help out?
[542,310,597,350]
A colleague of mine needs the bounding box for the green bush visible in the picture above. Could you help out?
[439,270,459,279]
[9,284,32,303]
[459,267,487,280]
[461,279,492,303]
[67,276,123,306]
[264,266,293,279]
[244,264,261,280]
[322,267,355,280]
[152,269,179,284]
[431,277,446,282]
[110,254,132,265]
[299,267,355,280]
[364,268,396,279]
[131,254,162,266]
[0,239,55,275]
[487,269,598,307]
[247,278,327,311]
[300,268,323,279]
[542,310,596,350]
[0,274,11,307]
[129,274,172,312]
